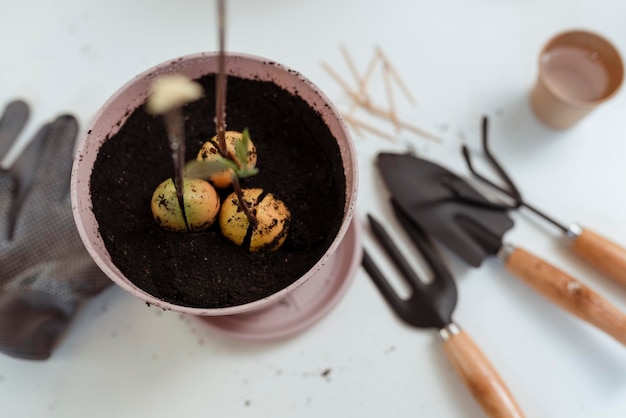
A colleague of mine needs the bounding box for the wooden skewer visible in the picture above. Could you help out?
[339,44,370,104]
[322,54,441,142]
[343,106,365,138]
[342,113,396,142]
[348,122,365,139]
[338,46,368,118]
[350,125,365,138]
[358,54,379,105]
[321,61,355,99]
[215,0,228,153]
[348,89,441,142]
[381,61,399,132]
[320,61,363,123]
[375,45,416,105]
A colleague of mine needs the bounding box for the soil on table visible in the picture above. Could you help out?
[90,74,346,308]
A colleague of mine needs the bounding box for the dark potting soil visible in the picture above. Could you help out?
[90,74,346,308]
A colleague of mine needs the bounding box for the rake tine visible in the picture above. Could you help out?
[461,118,569,233]
[362,250,405,307]
[480,116,523,203]
[367,214,425,292]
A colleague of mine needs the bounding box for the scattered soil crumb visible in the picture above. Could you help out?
[405,142,419,156]
[48,400,60,411]
[245,400,251,407]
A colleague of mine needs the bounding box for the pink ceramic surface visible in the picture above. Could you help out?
[71,52,359,320]
[200,216,362,340]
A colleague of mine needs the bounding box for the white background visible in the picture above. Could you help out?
[2,0,626,417]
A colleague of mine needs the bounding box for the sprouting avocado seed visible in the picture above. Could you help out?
[196,131,257,188]
[219,188,290,252]
[151,178,220,232]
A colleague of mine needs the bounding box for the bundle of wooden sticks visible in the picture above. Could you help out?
[322,45,440,143]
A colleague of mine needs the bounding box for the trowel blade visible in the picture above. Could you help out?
[377,152,514,267]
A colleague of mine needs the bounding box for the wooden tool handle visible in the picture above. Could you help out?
[442,327,525,418]
[570,227,626,287]
[505,247,626,346]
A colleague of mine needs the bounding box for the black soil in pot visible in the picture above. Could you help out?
[89,73,347,308]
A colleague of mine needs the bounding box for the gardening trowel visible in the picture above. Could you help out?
[377,152,626,347]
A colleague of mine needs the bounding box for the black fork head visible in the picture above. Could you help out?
[363,206,458,330]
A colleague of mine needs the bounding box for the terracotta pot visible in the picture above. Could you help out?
[70,52,360,339]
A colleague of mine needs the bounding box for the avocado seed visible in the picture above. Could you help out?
[196,131,257,188]
[151,178,220,232]
[219,188,290,252]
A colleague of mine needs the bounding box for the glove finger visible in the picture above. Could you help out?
[0,122,51,241]
[0,100,30,238]
[3,115,76,240]
[0,99,30,163]
[0,174,11,238]
[31,114,79,201]
[0,289,76,360]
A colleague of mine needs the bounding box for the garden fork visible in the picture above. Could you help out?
[363,206,524,418]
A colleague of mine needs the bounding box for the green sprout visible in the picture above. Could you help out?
[185,128,258,225]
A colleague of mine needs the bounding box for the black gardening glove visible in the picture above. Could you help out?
[0,103,110,360]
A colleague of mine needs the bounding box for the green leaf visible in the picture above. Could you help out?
[184,158,236,179]
[238,166,259,178]
[235,128,251,167]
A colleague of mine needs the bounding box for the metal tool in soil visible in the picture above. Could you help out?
[363,210,525,418]
[461,116,626,287]
[377,152,626,347]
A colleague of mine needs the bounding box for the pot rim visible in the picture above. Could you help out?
[71,51,358,316]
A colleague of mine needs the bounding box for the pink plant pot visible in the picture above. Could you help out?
[70,52,360,339]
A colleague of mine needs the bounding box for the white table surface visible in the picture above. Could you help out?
[2,1,626,417]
